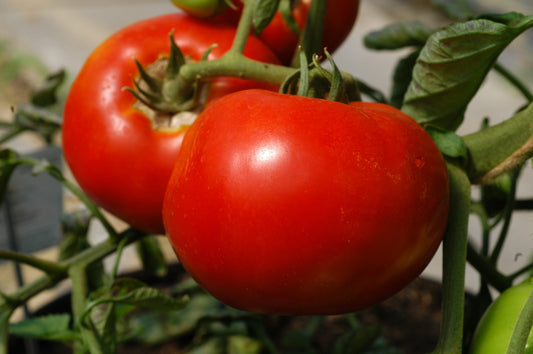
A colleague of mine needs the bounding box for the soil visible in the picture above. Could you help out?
[11,269,442,354]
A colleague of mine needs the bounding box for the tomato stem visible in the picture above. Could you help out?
[179,53,297,86]
[229,0,254,55]
[294,0,326,66]
[432,163,470,354]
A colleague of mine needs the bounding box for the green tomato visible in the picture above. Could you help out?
[171,0,228,18]
[470,277,533,353]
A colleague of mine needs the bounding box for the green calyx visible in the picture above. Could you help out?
[125,33,206,115]
[280,49,361,103]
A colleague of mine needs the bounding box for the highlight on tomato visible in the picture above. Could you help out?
[163,89,450,315]
[62,13,281,234]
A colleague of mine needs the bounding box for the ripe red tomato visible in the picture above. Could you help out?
[212,0,360,64]
[163,90,450,315]
[62,14,280,234]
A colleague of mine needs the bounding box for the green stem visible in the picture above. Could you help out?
[0,307,14,354]
[69,265,91,353]
[489,168,519,265]
[110,237,129,281]
[54,172,118,238]
[230,0,254,54]
[494,63,533,102]
[466,242,511,292]
[17,156,118,238]
[506,285,533,354]
[464,101,533,183]
[469,202,491,256]
[0,127,26,145]
[432,163,471,354]
[515,199,533,210]
[70,267,104,354]
[179,54,296,86]
[296,0,327,64]
[0,229,145,312]
[0,250,66,275]
[509,263,533,281]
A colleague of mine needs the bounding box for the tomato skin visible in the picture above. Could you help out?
[215,0,360,64]
[163,90,449,315]
[470,277,533,354]
[62,14,280,234]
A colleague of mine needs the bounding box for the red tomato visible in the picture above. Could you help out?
[62,14,280,234]
[214,0,360,64]
[163,90,449,315]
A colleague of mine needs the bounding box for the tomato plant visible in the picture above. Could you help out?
[163,89,450,315]
[3,1,533,353]
[204,0,360,64]
[469,277,533,353]
[62,13,280,234]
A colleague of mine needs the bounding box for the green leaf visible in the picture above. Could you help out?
[30,70,66,107]
[425,125,468,163]
[252,0,280,35]
[431,0,472,20]
[189,337,226,354]
[364,21,434,50]
[333,325,381,354]
[401,14,533,131]
[9,314,79,342]
[356,80,387,104]
[90,302,118,353]
[478,12,528,26]
[125,293,220,345]
[279,0,301,36]
[227,335,263,354]
[86,278,188,315]
[390,49,420,108]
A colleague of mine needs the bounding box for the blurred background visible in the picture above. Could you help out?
[0,0,532,314]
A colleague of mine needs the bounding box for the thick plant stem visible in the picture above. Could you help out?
[464,102,533,183]
[69,265,94,354]
[432,163,471,354]
[179,54,296,87]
